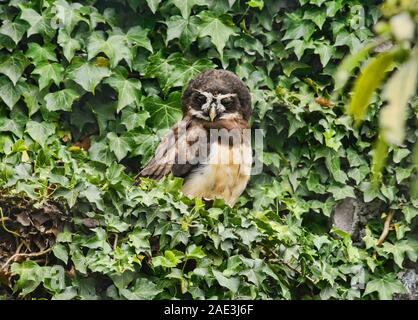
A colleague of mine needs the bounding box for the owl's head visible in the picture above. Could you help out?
[182,69,251,122]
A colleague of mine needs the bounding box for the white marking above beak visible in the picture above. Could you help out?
[209,105,217,121]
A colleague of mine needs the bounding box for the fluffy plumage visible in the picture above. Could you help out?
[139,69,252,206]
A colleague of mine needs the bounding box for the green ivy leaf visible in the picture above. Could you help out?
[247,0,264,10]
[107,132,132,161]
[282,17,315,41]
[0,115,26,138]
[26,43,58,64]
[402,206,418,224]
[57,29,81,62]
[87,33,132,68]
[21,83,42,116]
[10,261,45,296]
[53,0,89,34]
[212,270,240,293]
[0,52,29,85]
[121,107,150,131]
[20,6,55,38]
[314,43,336,67]
[197,11,236,59]
[172,0,204,19]
[145,0,161,14]
[125,278,163,299]
[44,89,79,112]
[145,52,215,94]
[26,120,55,147]
[126,26,153,52]
[364,274,407,300]
[104,73,141,113]
[303,8,327,29]
[328,185,355,201]
[68,60,111,93]
[32,62,64,90]
[0,76,22,109]
[143,91,182,129]
[53,243,69,264]
[0,19,27,44]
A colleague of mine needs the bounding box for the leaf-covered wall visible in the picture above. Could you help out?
[0,0,417,300]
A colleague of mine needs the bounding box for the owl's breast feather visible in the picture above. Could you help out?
[182,141,252,207]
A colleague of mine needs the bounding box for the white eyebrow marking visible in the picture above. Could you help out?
[215,93,237,101]
[193,90,237,116]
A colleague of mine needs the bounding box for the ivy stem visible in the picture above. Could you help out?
[376,211,394,247]
[0,208,21,238]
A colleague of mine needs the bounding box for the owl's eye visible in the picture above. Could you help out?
[222,98,233,107]
[195,94,206,105]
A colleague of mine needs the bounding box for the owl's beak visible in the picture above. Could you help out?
[209,105,217,122]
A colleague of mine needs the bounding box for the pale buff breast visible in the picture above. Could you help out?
[182,141,252,207]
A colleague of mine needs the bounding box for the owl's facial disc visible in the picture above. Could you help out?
[193,89,237,122]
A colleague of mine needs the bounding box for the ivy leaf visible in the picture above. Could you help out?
[53,0,89,34]
[26,120,55,147]
[0,117,25,137]
[20,6,54,38]
[325,153,348,184]
[303,8,326,29]
[44,89,79,112]
[402,206,418,224]
[10,261,45,296]
[165,16,188,43]
[166,15,200,47]
[164,58,215,93]
[0,76,22,109]
[0,19,27,44]
[26,43,58,64]
[32,62,64,90]
[382,240,418,268]
[285,39,314,60]
[334,32,362,53]
[87,33,132,68]
[282,18,315,41]
[186,244,206,259]
[68,60,111,93]
[21,83,42,116]
[107,132,132,161]
[127,278,163,299]
[172,0,204,19]
[314,43,336,67]
[360,181,384,203]
[145,0,161,14]
[145,52,214,94]
[126,26,153,52]
[104,73,141,113]
[364,274,407,300]
[197,11,236,59]
[53,244,68,264]
[247,0,264,9]
[0,52,29,85]
[281,61,310,77]
[328,185,355,201]
[121,107,150,131]
[143,91,182,129]
[212,270,240,293]
[57,29,81,62]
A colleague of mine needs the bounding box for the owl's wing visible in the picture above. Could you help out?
[138,118,208,180]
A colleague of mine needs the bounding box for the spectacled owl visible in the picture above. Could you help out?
[138,69,252,207]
